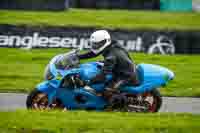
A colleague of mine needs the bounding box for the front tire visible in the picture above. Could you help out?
[26,89,49,110]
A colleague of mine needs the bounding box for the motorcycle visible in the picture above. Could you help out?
[26,49,174,112]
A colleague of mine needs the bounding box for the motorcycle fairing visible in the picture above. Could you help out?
[121,63,174,94]
[36,60,174,110]
[55,87,107,109]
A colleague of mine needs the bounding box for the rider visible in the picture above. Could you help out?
[78,30,139,98]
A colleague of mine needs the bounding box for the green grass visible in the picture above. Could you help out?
[0,110,199,133]
[0,9,200,30]
[0,48,200,97]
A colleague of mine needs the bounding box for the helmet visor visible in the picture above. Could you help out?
[91,39,107,50]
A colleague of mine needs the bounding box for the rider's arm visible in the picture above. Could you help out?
[102,54,117,74]
[89,54,117,84]
[78,51,98,59]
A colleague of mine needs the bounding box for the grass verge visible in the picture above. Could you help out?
[0,48,200,97]
[0,9,200,30]
[0,110,199,133]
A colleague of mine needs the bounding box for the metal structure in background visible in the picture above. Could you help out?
[0,0,69,11]
[0,0,194,11]
[0,0,160,10]
[0,25,200,55]
[70,0,160,10]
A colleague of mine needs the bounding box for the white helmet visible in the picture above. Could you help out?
[90,30,111,54]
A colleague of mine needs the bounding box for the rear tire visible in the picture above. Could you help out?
[146,89,162,112]
[125,89,162,113]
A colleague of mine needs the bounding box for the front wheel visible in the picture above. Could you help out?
[26,89,49,110]
[26,89,64,110]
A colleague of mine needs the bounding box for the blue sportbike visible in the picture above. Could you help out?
[26,49,174,112]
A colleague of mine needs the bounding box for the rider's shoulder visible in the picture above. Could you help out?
[110,40,126,51]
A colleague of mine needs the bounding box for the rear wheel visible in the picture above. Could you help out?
[126,89,162,113]
[142,89,162,112]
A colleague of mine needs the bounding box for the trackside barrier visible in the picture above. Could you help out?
[0,24,200,54]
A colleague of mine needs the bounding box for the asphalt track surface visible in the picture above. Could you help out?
[0,93,200,113]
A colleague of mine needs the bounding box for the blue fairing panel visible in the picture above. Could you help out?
[37,81,59,94]
[90,83,105,92]
[56,87,107,109]
[79,62,101,80]
[138,63,174,85]
[37,81,53,93]
[36,81,57,104]
[57,68,80,77]
[121,63,174,94]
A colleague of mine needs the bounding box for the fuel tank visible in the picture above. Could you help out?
[79,62,102,81]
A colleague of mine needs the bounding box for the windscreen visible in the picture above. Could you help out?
[54,52,79,70]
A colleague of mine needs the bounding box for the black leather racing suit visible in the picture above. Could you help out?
[78,40,139,91]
